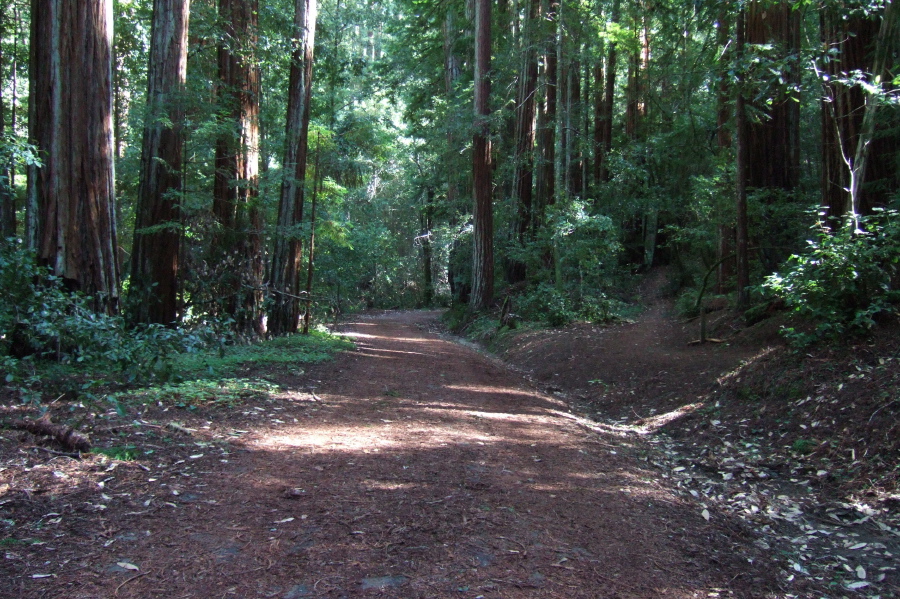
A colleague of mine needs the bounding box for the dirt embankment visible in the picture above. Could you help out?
[490,275,900,598]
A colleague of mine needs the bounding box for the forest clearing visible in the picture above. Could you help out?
[1,0,900,597]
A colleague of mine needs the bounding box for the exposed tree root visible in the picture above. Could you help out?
[14,416,91,453]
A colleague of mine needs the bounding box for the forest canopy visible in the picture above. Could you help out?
[0,0,898,369]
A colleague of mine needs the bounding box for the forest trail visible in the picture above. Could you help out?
[9,309,781,599]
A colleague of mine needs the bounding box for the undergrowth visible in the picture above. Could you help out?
[174,330,354,379]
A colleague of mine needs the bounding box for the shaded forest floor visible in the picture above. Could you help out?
[2,271,899,598]
[487,269,900,598]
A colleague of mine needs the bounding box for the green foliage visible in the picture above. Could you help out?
[0,240,226,402]
[764,209,900,344]
[791,439,816,455]
[518,284,578,327]
[0,134,41,170]
[119,378,281,409]
[173,329,353,378]
[516,284,622,327]
[93,445,140,461]
[547,200,621,290]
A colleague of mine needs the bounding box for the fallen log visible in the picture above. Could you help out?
[14,416,91,453]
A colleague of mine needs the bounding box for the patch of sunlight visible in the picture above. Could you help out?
[529,483,570,492]
[461,410,546,424]
[340,331,433,344]
[552,407,703,437]
[339,332,379,339]
[717,346,778,385]
[365,348,433,357]
[354,352,399,360]
[362,480,419,491]
[257,424,494,453]
[445,384,557,401]
[260,430,399,451]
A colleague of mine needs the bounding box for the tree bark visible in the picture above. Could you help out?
[746,1,800,192]
[212,0,264,337]
[443,7,462,210]
[0,8,15,239]
[420,186,435,306]
[598,0,618,183]
[268,0,318,336]
[715,11,734,295]
[470,0,493,309]
[536,0,559,227]
[735,7,750,308]
[821,1,898,221]
[507,0,540,284]
[302,144,321,335]
[592,61,603,186]
[129,0,191,326]
[27,0,120,314]
[846,0,898,220]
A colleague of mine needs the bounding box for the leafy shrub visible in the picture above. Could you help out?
[518,284,577,327]
[577,293,623,324]
[0,240,224,398]
[764,209,900,344]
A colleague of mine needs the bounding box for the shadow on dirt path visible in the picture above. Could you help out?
[4,310,789,599]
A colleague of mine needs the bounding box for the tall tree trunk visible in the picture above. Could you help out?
[626,6,654,268]
[213,0,264,337]
[507,0,540,284]
[302,144,321,335]
[555,7,566,203]
[715,11,734,295]
[0,8,15,239]
[9,3,19,192]
[27,0,120,313]
[268,0,318,336]
[746,1,800,192]
[592,61,603,186]
[821,1,898,221]
[536,0,559,228]
[735,6,750,308]
[625,51,639,140]
[443,7,462,209]
[846,0,898,220]
[569,57,583,198]
[444,7,469,304]
[598,0,618,183]
[625,9,649,142]
[421,186,435,306]
[470,0,493,309]
[129,0,191,326]
[113,40,124,160]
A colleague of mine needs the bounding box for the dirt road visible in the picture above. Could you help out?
[4,311,781,598]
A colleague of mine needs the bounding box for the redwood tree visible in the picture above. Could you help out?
[470,0,493,309]
[535,0,559,226]
[0,8,14,239]
[821,0,899,220]
[268,0,318,336]
[746,1,800,192]
[129,0,191,326]
[735,5,750,308]
[507,0,540,284]
[27,0,120,313]
[212,0,263,337]
[596,0,618,184]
